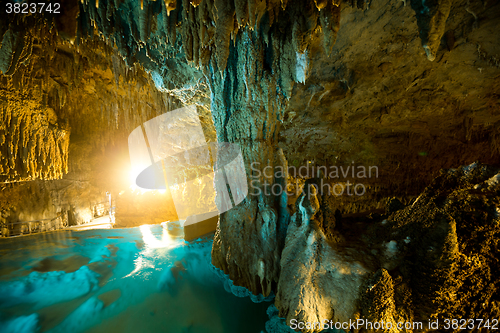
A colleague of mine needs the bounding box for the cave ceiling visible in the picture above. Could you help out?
[1,0,498,186]
[0,0,498,219]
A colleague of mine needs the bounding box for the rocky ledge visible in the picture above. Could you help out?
[275,162,500,332]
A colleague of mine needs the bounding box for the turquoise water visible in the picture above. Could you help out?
[0,225,273,333]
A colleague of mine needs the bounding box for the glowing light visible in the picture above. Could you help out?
[125,224,181,278]
[140,224,173,249]
[129,166,146,189]
[129,184,149,195]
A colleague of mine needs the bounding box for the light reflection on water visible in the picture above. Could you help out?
[0,225,271,333]
[140,224,176,249]
[125,225,181,278]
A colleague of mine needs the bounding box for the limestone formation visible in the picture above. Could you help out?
[274,163,500,332]
[0,94,69,182]
[0,1,499,332]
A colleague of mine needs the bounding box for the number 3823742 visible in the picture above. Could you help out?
[6,2,61,14]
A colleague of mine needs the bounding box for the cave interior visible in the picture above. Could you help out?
[0,0,500,332]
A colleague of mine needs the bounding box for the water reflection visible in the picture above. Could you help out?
[125,225,182,278]
[139,224,175,249]
[0,226,271,333]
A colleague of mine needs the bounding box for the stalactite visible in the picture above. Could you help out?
[234,0,248,27]
[75,0,344,75]
[314,0,328,10]
[319,1,341,56]
[410,0,453,61]
[139,0,150,43]
[0,96,70,182]
[164,0,177,15]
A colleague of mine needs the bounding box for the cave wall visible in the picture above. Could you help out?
[280,0,500,201]
[0,13,183,233]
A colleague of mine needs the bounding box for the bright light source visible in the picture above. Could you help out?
[125,224,181,278]
[139,224,172,249]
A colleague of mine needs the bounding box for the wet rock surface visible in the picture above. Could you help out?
[276,181,369,329]
[376,162,500,327]
[274,163,500,332]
